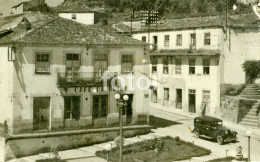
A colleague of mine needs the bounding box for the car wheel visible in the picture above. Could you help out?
[217,135,224,145]
[194,130,200,138]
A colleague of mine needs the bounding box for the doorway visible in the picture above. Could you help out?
[125,94,133,124]
[92,95,108,126]
[33,97,50,131]
[153,36,158,51]
[176,89,182,109]
[189,90,196,113]
[190,34,196,50]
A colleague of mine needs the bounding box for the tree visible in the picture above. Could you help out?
[242,61,260,81]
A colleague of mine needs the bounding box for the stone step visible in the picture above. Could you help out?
[250,109,259,113]
[247,111,258,116]
[240,122,258,127]
[245,84,257,87]
[242,118,258,123]
[245,115,258,120]
[239,95,260,99]
[240,91,260,95]
[243,88,258,91]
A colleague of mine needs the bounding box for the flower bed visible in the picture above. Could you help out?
[96,136,211,162]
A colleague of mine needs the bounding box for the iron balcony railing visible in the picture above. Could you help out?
[57,72,118,87]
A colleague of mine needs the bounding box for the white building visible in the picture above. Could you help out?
[58,6,107,25]
[116,14,260,117]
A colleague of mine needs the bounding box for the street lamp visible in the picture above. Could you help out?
[246,129,252,162]
[115,94,129,162]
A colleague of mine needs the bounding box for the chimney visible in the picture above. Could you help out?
[16,17,32,33]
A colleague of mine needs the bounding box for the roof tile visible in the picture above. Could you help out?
[17,17,145,46]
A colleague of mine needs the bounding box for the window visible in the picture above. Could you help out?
[176,34,182,46]
[164,88,169,101]
[93,95,108,119]
[66,53,80,82]
[121,54,133,73]
[151,56,158,73]
[189,59,196,74]
[94,52,108,73]
[164,35,169,47]
[142,36,146,42]
[204,33,210,45]
[35,53,50,74]
[203,58,210,74]
[175,59,182,74]
[151,89,157,103]
[163,57,169,74]
[71,13,76,20]
[64,96,80,120]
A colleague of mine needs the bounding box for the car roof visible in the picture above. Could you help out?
[194,116,222,122]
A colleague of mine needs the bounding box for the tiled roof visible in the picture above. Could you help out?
[151,49,221,56]
[58,5,106,13]
[0,12,52,45]
[116,14,260,33]
[16,17,146,46]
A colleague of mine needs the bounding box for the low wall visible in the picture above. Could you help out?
[219,96,257,123]
[4,125,151,161]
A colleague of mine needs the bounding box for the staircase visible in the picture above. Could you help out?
[240,100,259,128]
[239,84,260,99]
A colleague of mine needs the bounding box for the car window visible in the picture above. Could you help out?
[211,121,222,127]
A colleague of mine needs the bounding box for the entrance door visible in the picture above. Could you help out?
[92,95,108,127]
[125,94,133,124]
[189,90,196,113]
[64,96,80,121]
[33,97,50,131]
[202,91,210,115]
[176,89,182,109]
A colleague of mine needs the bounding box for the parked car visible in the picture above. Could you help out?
[192,116,237,145]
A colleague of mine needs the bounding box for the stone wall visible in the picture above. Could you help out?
[219,96,257,123]
[4,125,151,161]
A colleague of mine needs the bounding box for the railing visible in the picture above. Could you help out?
[57,72,118,87]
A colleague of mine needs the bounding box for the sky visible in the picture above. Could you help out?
[0,0,64,15]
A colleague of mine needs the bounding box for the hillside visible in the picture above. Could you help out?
[51,0,259,26]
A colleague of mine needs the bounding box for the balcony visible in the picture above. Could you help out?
[57,72,118,87]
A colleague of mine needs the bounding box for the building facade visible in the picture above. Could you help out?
[58,6,107,25]
[0,17,150,134]
[116,14,260,117]
[129,17,223,115]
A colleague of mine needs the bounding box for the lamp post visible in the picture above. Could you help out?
[246,129,252,162]
[115,94,129,162]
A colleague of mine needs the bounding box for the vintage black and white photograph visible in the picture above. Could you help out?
[0,0,260,161]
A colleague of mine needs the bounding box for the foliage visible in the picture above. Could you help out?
[60,0,253,18]
[96,136,211,162]
[207,156,248,162]
[242,61,260,80]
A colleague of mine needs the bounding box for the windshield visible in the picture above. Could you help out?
[211,121,222,127]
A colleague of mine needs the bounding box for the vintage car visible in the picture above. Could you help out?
[192,116,237,145]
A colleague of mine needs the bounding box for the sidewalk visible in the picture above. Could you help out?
[150,105,260,140]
